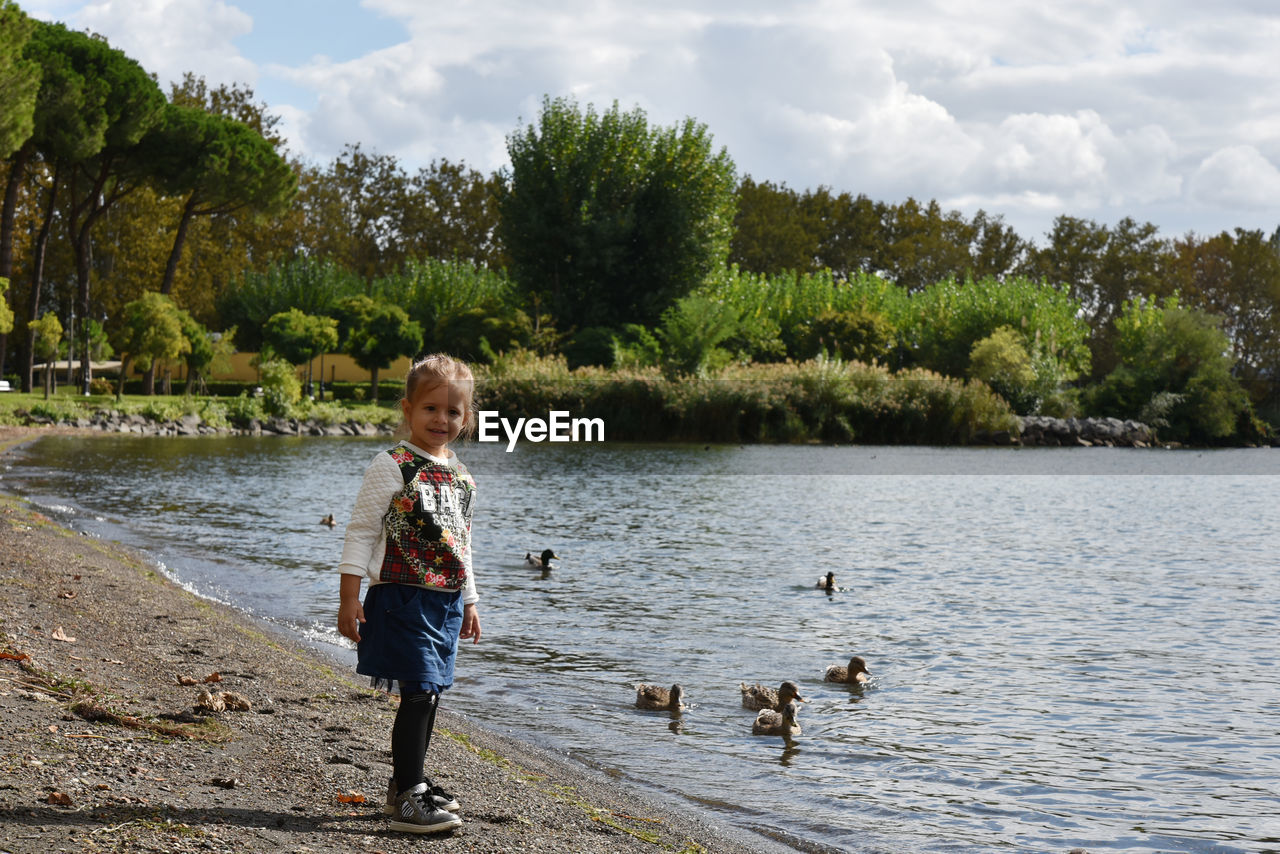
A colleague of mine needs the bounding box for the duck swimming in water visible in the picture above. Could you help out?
[634,683,685,710]
[824,655,871,684]
[525,549,559,569]
[320,514,337,528]
[740,680,805,712]
[752,701,801,737]
[816,571,836,591]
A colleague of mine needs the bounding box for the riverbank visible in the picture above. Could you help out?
[0,427,784,854]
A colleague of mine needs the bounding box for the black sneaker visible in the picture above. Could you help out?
[388,782,461,834]
[384,776,461,814]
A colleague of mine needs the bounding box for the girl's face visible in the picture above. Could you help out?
[401,381,468,457]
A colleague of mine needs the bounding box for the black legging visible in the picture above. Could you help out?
[392,687,439,795]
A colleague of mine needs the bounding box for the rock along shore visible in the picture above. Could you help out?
[20,409,395,438]
[979,415,1158,448]
[0,427,786,854]
[18,407,1164,448]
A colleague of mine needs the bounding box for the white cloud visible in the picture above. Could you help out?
[977,111,1180,206]
[75,0,256,88]
[43,0,1280,238]
[1188,146,1280,209]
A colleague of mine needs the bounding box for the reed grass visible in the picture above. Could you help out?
[475,355,1017,444]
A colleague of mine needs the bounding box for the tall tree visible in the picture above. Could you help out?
[1168,228,1280,409]
[397,158,505,269]
[879,198,977,292]
[1028,215,1171,377]
[0,0,40,346]
[805,188,886,280]
[56,30,164,393]
[730,177,820,275]
[10,22,120,390]
[499,96,737,331]
[0,0,39,159]
[7,24,165,391]
[135,103,295,296]
[302,143,407,278]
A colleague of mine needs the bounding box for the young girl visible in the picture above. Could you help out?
[337,354,481,835]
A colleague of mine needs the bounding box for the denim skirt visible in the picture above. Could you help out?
[356,582,463,692]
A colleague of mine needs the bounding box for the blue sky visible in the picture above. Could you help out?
[22,0,1280,243]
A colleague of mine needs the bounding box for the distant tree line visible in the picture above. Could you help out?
[2,0,1278,443]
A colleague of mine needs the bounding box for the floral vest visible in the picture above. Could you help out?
[379,446,475,589]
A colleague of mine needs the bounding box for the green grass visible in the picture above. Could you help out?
[0,388,400,429]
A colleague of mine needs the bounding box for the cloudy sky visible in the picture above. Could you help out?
[23,0,1280,242]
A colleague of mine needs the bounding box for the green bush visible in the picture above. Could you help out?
[221,392,264,424]
[968,326,1037,414]
[138,399,187,422]
[611,324,662,370]
[1090,296,1250,442]
[657,294,740,377]
[563,326,618,369]
[793,307,894,363]
[474,358,1017,444]
[257,357,301,416]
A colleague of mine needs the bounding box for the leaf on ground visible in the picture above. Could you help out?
[0,651,30,662]
[221,691,252,711]
[336,791,366,804]
[203,671,222,683]
[211,777,239,789]
[46,791,72,806]
[177,675,198,686]
[51,627,76,643]
[58,591,76,599]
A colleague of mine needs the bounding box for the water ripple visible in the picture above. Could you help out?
[6,436,1280,853]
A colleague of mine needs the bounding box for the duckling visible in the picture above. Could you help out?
[752,701,801,737]
[634,683,685,710]
[740,680,805,711]
[524,549,559,569]
[320,513,336,528]
[816,571,836,591]
[824,655,871,684]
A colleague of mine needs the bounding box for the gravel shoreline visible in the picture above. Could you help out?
[0,427,793,854]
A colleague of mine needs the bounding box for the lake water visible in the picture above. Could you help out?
[4,435,1279,853]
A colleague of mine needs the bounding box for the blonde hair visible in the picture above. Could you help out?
[399,353,477,439]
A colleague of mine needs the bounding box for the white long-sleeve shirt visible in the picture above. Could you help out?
[338,441,479,605]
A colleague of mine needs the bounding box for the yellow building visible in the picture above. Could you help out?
[212,353,414,384]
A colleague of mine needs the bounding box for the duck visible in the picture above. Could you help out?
[320,514,337,528]
[752,701,801,737]
[739,680,805,712]
[816,571,836,591]
[634,683,685,710]
[525,549,559,569]
[824,655,871,684]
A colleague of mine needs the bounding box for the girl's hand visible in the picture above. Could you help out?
[338,597,365,643]
[460,603,481,644]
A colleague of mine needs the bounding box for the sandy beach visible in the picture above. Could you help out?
[0,427,786,854]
